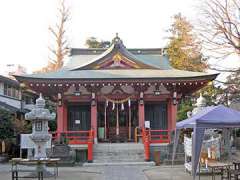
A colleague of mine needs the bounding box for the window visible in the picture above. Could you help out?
[3,84,7,95]
[23,95,33,104]
[7,85,12,96]
[35,121,42,131]
[3,83,20,99]
[15,89,19,99]
[12,88,16,97]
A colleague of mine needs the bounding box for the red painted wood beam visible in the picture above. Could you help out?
[138,102,145,128]
[167,99,177,131]
[57,106,64,138]
[91,102,97,143]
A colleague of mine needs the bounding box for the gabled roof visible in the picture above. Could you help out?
[14,35,218,84]
[64,35,171,70]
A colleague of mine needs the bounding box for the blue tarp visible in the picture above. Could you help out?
[172,105,240,180]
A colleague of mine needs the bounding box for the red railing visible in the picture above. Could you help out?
[142,128,150,161]
[51,130,94,145]
[148,129,170,143]
[51,130,94,162]
[142,128,171,161]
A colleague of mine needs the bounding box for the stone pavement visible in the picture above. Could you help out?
[144,165,223,180]
[0,163,223,180]
[100,165,148,180]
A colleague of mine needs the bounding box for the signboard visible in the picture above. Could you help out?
[75,120,81,124]
[20,134,51,149]
[145,121,150,128]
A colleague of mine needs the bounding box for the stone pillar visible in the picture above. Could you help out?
[138,101,145,128]
[91,100,97,144]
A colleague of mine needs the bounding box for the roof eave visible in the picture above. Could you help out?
[14,73,218,82]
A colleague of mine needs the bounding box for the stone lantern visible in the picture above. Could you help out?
[25,94,55,159]
[192,93,207,115]
[186,94,207,118]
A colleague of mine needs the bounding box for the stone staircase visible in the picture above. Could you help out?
[84,143,155,166]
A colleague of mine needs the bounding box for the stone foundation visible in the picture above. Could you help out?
[150,143,184,165]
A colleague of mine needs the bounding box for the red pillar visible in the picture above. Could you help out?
[91,101,97,143]
[57,102,67,136]
[138,101,145,128]
[57,106,64,138]
[63,104,68,131]
[87,130,93,163]
[168,99,177,131]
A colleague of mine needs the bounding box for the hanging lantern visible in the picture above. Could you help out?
[128,98,131,107]
[112,102,115,110]
[121,103,124,110]
[173,91,177,105]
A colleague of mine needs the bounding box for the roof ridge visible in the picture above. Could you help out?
[70,47,167,55]
[71,35,159,70]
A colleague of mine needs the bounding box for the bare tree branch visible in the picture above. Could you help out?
[198,0,240,58]
[35,0,70,73]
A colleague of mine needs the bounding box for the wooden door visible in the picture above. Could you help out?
[145,102,168,130]
[68,105,91,131]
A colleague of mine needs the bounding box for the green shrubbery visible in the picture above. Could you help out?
[0,108,14,140]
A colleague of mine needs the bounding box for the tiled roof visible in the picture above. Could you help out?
[0,75,19,87]
[0,101,20,112]
[16,69,217,81]
[15,35,218,82]
[65,35,170,70]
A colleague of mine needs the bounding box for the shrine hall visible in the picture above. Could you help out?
[15,35,218,145]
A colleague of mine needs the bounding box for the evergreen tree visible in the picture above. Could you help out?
[85,37,110,48]
[167,14,214,121]
[167,13,207,72]
[0,109,14,140]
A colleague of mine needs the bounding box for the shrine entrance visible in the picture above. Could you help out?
[97,101,138,142]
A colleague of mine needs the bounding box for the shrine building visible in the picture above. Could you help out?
[15,35,218,145]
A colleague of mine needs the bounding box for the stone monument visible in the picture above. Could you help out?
[25,94,55,159]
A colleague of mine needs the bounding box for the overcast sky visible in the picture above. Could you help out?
[0,0,239,77]
[0,0,199,72]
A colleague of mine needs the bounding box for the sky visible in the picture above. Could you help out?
[0,0,239,77]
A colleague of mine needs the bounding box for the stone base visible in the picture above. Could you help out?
[50,144,75,166]
[150,143,185,165]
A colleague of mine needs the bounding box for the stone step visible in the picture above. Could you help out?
[93,157,145,161]
[93,159,145,163]
[93,153,145,157]
[93,143,144,150]
[94,156,145,159]
[83,161,155,166]
[94,152,144,155]
[93,143,145,163]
